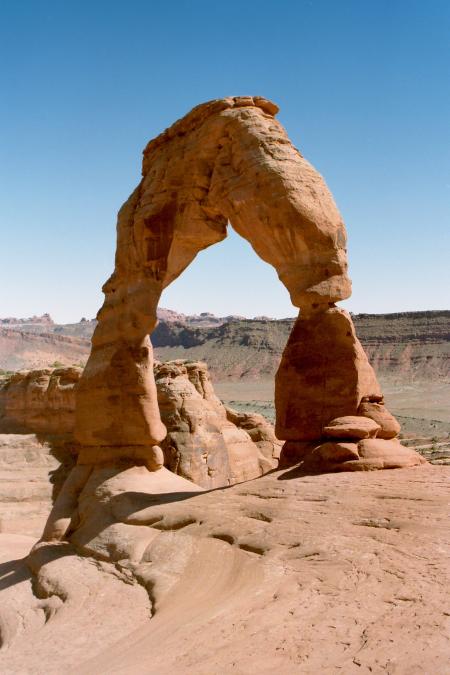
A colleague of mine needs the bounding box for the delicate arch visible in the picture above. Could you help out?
[74,97,379,462]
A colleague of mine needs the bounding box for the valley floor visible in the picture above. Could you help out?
[216,379,450,441]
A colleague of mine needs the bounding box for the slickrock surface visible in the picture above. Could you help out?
[0,434,75,536]
[1,464,448,674]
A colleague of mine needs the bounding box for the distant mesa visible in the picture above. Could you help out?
[156,307,249,326]
[0,312,54,326]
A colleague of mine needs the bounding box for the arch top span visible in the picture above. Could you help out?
[107,95,351,339]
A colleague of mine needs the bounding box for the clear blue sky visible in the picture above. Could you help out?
[1,0,449,322]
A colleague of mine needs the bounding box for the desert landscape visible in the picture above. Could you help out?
[2,307,449,443]
[0,91,449,675]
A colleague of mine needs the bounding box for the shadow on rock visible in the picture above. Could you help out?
[0,558,31,591]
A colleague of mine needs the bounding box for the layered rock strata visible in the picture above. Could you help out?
[155,360,278,488]
[0,367,81,434]
[0,362,278,490]
[281,415,426,472]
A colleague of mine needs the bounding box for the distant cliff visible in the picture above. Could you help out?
[1,310,448,382]
[0,328,90,371]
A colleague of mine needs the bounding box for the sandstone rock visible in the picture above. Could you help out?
[279,437,426,473]
[155,360,274,488]
[0,362,280,490]
[225,406,282,464]
[0,367,80,434]
[74,96,352,462]
[275,308,383,441]
[323,415,381,440]
[2,466,448,673]
[313,441,360,463]
[65,95,424,475]
[358,400,401,439]
[0,433,76,536]
[352,438,427,470]
[42,463,204,546]
[278,440,315,467]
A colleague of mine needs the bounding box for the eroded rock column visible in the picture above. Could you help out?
[275,304,425,470]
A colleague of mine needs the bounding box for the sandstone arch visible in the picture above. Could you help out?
[72,96,424,473]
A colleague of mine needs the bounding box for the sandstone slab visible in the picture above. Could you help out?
[323,415,381,440]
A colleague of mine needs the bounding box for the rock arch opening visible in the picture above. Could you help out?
[159,225,294,321]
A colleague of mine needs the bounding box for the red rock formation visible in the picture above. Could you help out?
[0,362,278,489]
[0,368,81,434]
[155,360,277,488]
[357,400,401,439]
[39,94,425,548]
[275,308,383,441]
[74,95,352,465]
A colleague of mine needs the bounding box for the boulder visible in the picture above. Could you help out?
[323,415,381,440]
[358,400,401,439]
[279,437,425,473]
[313,441,360,463]
[225,406,282,464]
[335,439,428,471]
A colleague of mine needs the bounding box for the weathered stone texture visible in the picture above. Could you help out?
[74,96,352,462]
[275,308,382,440]
[67,95,424,475]
[0,368,81,434]
[155,360,277,488]
[323,415,381,440]
[1,362,279,490]
[357,400,401,439]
